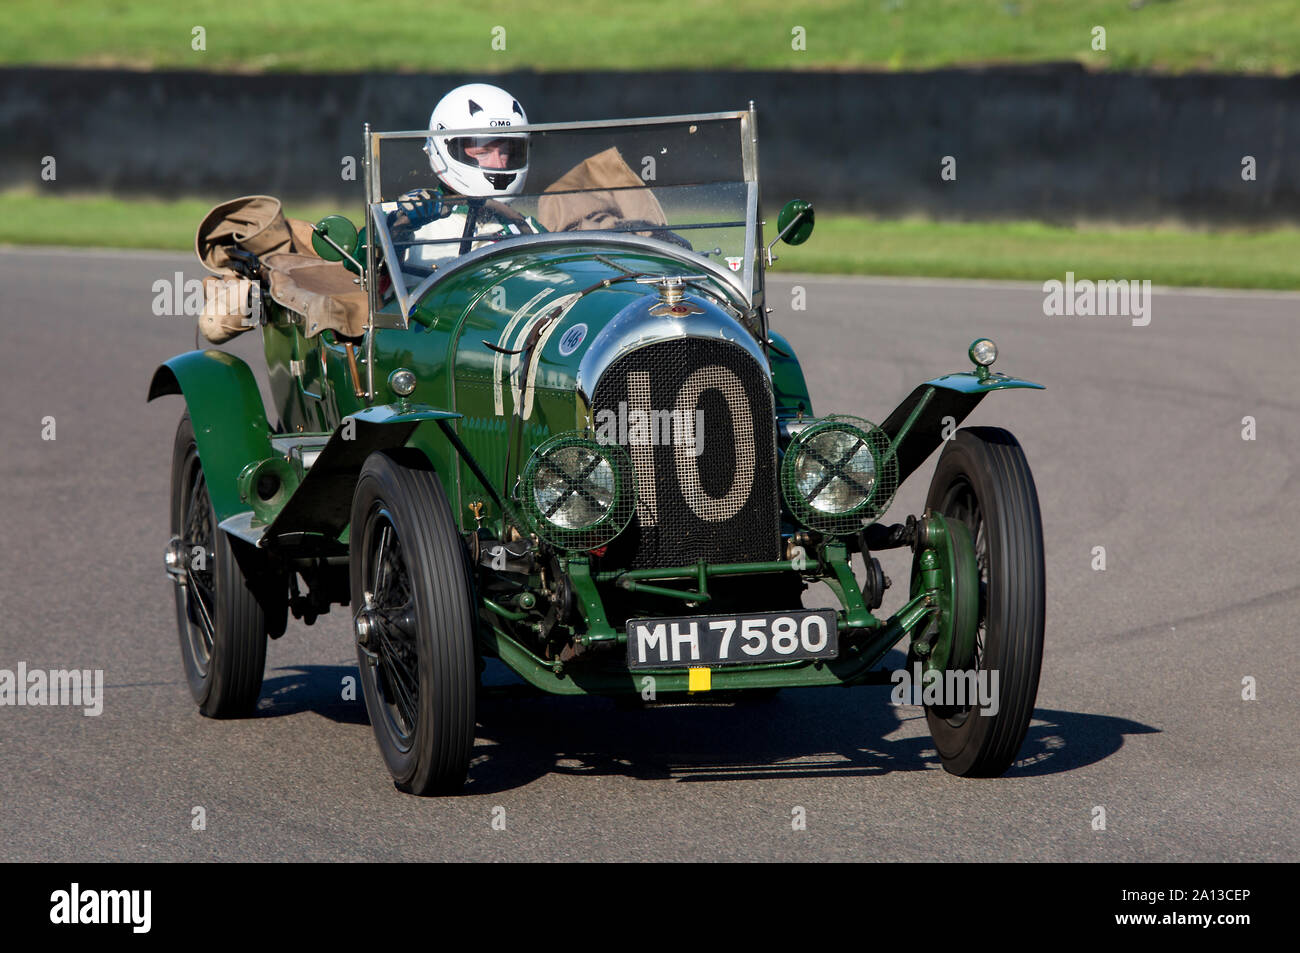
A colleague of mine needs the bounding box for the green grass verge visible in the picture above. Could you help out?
[3,192,1297,290]
[2,0,1296,74]
[776,218,1300,290]
[0,193,352,252]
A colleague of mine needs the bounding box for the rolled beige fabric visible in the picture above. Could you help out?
[195,194,317,275]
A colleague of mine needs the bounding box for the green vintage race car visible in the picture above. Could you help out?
[149,106,1045,794]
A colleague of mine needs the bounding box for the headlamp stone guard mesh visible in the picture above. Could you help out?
[780,415,900,535]
[519,432,635,551]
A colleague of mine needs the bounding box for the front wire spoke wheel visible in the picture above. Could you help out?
[921,427,1045,777]
[351,452,477,795]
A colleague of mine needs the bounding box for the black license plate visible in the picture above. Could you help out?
[626,609,839,669]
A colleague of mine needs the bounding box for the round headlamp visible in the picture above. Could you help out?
[795,428,876,514]
[781,416,898,534]
[969,338,998,368]
[388,368,417,397]
[520,433,635,550]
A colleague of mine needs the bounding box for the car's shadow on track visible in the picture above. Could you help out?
[255,664,370,725]
[466,680,1159,795]
[248,662,1158,793]
[1003,708,1159,778]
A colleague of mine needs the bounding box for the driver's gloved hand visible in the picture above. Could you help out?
[399,195,443,228]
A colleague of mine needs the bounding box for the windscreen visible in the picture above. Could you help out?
[368,115,755,313]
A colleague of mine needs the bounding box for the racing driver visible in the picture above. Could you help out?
[389,82,542,265]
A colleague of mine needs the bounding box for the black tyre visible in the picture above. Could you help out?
[170,415,268,717]
[923,427,1045,777]
[350,451,477,795]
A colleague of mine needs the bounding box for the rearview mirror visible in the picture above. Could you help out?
[777,200,815,246]
[311,214,360,262]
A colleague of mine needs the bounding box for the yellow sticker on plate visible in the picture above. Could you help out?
[688,667,712,692]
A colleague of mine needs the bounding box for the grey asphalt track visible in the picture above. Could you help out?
[1,246,1296,862]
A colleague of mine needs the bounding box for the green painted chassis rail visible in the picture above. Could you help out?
[588,545,874,632]
[478,518,975,696]
[481,600,929,696]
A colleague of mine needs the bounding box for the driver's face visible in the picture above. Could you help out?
[464,138,513,170]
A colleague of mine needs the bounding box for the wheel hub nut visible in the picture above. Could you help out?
[164,536,188,579]
[354,608,378,649]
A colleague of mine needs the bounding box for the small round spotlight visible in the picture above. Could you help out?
[969,339,998,368]
[388,368,417,397]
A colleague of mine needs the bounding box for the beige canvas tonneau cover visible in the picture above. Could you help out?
[259,252,367,338]
[194,195,366,340]
[538,148,668,233]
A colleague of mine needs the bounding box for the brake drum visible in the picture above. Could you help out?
[909,512,980,675]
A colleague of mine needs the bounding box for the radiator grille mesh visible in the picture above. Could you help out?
[591,337,779,568]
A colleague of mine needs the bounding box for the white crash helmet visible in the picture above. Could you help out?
[424,83,529,197]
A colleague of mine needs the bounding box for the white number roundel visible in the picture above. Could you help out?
[673,364,754,523]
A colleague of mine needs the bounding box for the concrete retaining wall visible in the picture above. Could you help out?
[2,65,1296,223]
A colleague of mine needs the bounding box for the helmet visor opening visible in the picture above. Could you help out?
[446,136,528,172]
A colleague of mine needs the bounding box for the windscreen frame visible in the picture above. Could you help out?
[363,109,760,326]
